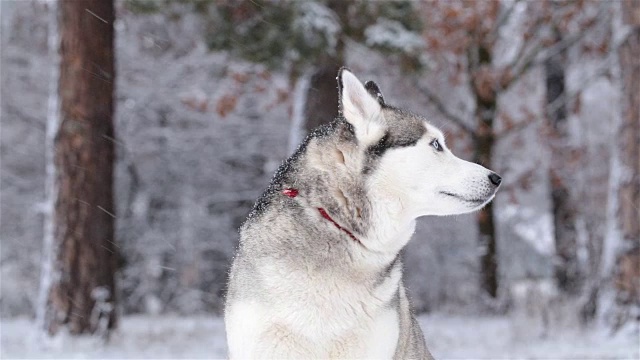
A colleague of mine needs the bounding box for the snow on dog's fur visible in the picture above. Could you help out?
[225,68,502,359]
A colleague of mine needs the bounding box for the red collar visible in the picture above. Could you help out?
[282,188,361,244]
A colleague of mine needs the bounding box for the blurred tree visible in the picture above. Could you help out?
[545,32,582,295]
[126,0,425,148]
[295,0,346,137]
[416,0,605,300]
[542,14,611,320]
[544,24,581,296]
[39,0,118,335]
[613,0,640,330]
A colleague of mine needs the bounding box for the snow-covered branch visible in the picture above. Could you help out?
[487,0,524,44]
[545,29,630,120]
[504,4,608,90]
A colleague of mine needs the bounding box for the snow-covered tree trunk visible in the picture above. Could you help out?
[300,1,345,135]
[36,0,61,334]
[286,62,341,154]
[287,0,346,150]
[40,0,118,335]
[545,29,582,295]
[613,0,640,327]
[287,71,311,154]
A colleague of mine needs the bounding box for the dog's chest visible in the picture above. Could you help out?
[227,296,399,359]
[326,306,400,358]
[274,263,399,350]
[226,260,402,358]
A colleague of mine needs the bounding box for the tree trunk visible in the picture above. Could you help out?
[614,0,640,325]
[41,0,117,335]
[474,115,498,299]
[544,29,582,295]
[303,63,341,132]
[475,129,498,298]
[302,0,346,133]
[472,45,500,299]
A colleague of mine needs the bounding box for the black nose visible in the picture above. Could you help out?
[489,173,502,186]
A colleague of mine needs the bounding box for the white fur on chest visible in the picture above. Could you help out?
[226,300,399,359]
[225,260,401,359]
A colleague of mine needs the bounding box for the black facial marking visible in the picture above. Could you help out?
[394,135,421,148]
[366,129,423,160]
[367,132,391,158]
[361,118,426,175]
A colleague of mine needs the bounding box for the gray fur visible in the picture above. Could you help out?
[225,70,441,359]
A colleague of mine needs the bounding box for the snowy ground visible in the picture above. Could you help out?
[1,314,638,359]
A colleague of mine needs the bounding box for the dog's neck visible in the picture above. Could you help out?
[364,193,417,256]
[282,183,413,272]
[297,141,416,266]
[276,125,417,270]
[282,188,361,244]
[334,187,416,270]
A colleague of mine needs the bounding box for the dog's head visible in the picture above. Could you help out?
[338,68,501,219]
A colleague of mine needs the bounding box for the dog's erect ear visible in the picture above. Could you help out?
[364,80,385,106]
[338,68,383,140]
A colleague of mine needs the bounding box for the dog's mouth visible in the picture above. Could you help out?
[440,191,489,205]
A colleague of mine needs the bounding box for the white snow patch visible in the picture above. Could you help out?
[292,2,340,53]
[364,19,424,55]
[499,205,555,256]
[2,314,637,359]
[494,0,528,67]
[422,313,639,360]
[1,315,228,359]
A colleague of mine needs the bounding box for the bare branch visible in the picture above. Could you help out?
[508,41,544,84]
[502,8,548,77]
[505,27,591,90]
[414,80,475,135]
[499,56,615,138]
[540,31,584,64]
[504,3,609,90]
[545,27,629,119]
[500,27,624,137]
[488,0,524,43]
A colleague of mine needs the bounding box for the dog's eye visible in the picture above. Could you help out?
[430,139,443,152]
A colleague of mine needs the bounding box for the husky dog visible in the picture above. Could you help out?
[225,68,501,359]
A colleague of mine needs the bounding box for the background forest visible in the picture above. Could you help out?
[1,0,638,358]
